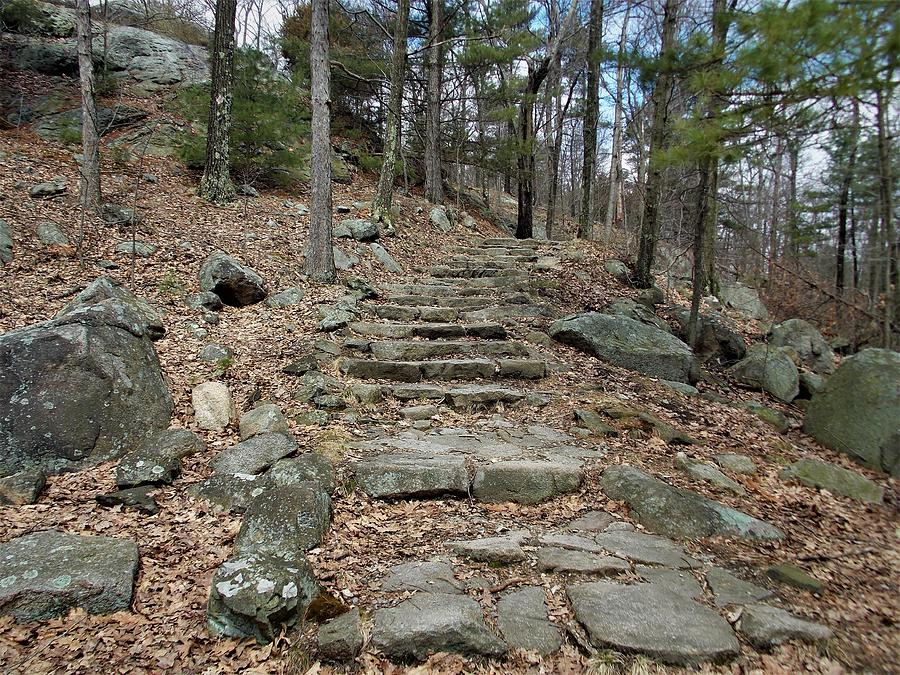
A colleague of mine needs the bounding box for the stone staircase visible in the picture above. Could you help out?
[200,235,832,668]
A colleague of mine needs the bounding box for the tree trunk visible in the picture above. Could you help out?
[634,0,678,288]
[836,99,859,293]
[199,0,237,204]
[603,0,630,239]
[516,0,579,239]
[578,0,603,239]
[372,0,409,224]
[305,0,335,283]
[687,0,731,347]
[424,0,444,204]
[876,87,896,347]
[75,0,100,210]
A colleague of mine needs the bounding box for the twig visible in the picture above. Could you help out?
[798,547,875,563]
[488,576,528,593]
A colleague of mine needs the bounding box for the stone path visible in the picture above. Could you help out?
[0,236,835,669]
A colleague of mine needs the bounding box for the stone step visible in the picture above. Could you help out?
[386,293,532,308]
[442,258,519,269]
[368,339,533,361]
[420,276,529,290]
[338,358,548,382]
[380,283,513,297]
[383,383,530,408]
[448,248,540,261]
[460,304,561,323]
[430,266,529,279]
[447,254,536,265]
[370,305,460,322]
[476,237,563,248]
[349,321,507,340]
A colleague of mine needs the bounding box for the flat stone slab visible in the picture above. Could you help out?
[738,603,832,648]
[706,567,773,607]
[369,339,530,361]
[601,464,783,540]
[447,531,529,564]
[568,511,617,532]
[354,454,469,499]
[472,460,582,504]
[779,458,884,503]
[381,561,463,594]
[445,385,526,408]
[715,454,756,474]
[635,565,703,598]
[187,472,274,513]
[592,531,701,569]
[0,530,139,622]
[497,586,561,655]
[765,563,823,592]
[676,452,746,495]
[373,592,506,661]
[234,485,331,557]
[350,321,506,340]
[537,547,630,575]
[210,433,297,475]
[568,582,739,665]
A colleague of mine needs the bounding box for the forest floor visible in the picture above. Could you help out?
[0,111,898,675]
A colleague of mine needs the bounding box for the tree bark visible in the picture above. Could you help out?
[603,0,630,239]
[199,0,237,204]
[876,87,896,347]
[836,99,859,293]
[578,0,603,239]
[372,0,410,224]
[75,0,100,210]
[424,0,444,204]
[634,0,678,288]
[305,0,335,283]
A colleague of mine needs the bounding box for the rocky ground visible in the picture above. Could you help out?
[0,28,898,675]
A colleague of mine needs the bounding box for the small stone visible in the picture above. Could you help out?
[715,454,756,474]
[100,203,139,225]
[381,561,462,594]
[235,484,331,556]
[199,344,233,363]
[239,404,289,440]
[497,586,561,655]
[199,251,268,307]
[705,567,773,607]
[400,404,438,421]
[270,453,335,494]
[29,180,66,198]
[192,382,236,431]
[371,242,402,273]
[573,408,616,436]
[236,184,260,197]
[211,433,297,475]
[335,218,379,242]
[349,383,382,405]
[295,410,330,426]
[97,259,118,270]
[318,608,363,662]
[0,469,46,505]
[429,207,452,232]
[187,473,274,513]
[36,221,69,246]
[186,291,224,312]
[447,531,529,564]
[676,452,746,495]
[738,604,832,648]
[115,240,157,257]
[765,564,824,592]
[659,379,699,396]
[266,287,305,308]
[333,245,359,270]
[96,486,159,515]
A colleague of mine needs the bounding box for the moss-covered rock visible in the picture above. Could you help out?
[780,458,883,503]
[803,348,900,476]
[729,345,799,403]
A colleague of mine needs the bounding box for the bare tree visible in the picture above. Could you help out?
[199,0,237,203]
[603,0,630,239]
[305,0,336,282]
[75,0,101,209]
[634,0,678,288]
[578,0,602,239]
[372,0,410,224]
